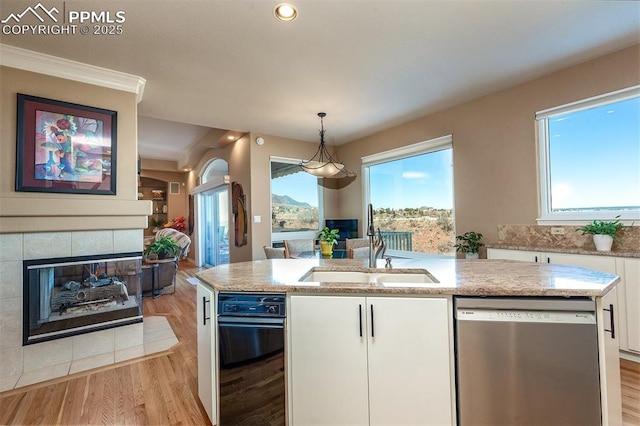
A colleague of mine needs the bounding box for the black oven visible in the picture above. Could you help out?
[217,293,286,425]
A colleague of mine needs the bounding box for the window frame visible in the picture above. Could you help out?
[270,156,324,243]
[536,85,640,225]
[361,135,455,258]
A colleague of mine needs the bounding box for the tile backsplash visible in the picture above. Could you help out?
[497,224,640,253]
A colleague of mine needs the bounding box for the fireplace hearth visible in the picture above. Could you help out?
[23,252,143,345]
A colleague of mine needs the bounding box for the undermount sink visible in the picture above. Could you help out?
[300,269,436,284]
[304,271,374,283]
[374,273,434,283]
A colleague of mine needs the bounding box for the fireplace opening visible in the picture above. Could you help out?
[23,252,143,345]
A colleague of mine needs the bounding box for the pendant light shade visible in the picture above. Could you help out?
[299,112,355,178]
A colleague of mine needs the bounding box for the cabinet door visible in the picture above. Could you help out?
[597,288,623,425]
[367,297,453,426]
[196,283,216,423]
[545,252,616,273]
[621,258,640,353]
[289,295,369,425]
[487,248,541,262]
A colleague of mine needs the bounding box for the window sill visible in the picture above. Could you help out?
[536,213,639,226]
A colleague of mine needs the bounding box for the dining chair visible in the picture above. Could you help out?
[346,237,369,252]
[349,246,370,259]
[283,239,315,258]
[263,246,286,259]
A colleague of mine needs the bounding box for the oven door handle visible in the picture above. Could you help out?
[218,316,285,328]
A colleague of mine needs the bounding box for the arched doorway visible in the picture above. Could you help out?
[193,159,230,267]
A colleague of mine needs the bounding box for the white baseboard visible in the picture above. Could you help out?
[620,350,640,364]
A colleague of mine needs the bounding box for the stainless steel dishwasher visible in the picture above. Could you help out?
[217,292,286,426]
[455,296,602,426]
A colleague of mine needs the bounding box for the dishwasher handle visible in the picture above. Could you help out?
[218,316,285,329]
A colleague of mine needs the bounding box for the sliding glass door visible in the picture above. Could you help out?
[200,185,229,267]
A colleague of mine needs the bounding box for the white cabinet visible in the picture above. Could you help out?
[617,258,640,354]
[289,295,454,425]
[487,248,617,273]
[289,295,369,425]
[196,283,217,424]
[367,297,453,426]
[544,252,616,273]
[487,248,540,262]
[597,287,623,425]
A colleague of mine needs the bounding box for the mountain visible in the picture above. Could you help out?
[272,194,312,207]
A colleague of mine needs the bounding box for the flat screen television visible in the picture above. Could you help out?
[325,219,358,241]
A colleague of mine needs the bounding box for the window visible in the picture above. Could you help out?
[271,157,322,241]
[362,135,454,257]
[537,86,640,223]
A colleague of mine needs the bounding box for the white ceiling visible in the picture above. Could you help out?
[1,0,639,161]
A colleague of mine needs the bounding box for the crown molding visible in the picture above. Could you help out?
[0,44,146,102]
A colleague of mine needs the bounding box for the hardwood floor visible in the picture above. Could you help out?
[623,358,640,425]
[0,262,211,426]
[1,262,639,425]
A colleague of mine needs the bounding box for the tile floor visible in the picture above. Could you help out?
[8,316,178,390]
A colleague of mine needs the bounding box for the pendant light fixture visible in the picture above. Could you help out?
[299,112,355,178]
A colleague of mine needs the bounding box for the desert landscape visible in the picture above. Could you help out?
[272,196,454,255]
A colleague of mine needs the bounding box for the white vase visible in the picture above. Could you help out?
[465,252,479,260]
[593,234,613,252]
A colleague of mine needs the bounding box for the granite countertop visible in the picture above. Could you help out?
[486,244,640,258]
[196,257,620,297]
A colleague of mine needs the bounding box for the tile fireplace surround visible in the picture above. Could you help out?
[0,229,178,392]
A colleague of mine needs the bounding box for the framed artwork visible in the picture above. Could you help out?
[15,94,117,195]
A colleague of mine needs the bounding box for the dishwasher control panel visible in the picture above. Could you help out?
[456,309,595,324]
[218,292,286,317]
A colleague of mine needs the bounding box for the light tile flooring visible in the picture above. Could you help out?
[9,316,178,390]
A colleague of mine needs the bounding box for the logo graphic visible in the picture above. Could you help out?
[1,3,59,24]
[2,2,126,36]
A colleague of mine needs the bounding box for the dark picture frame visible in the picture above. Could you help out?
[16,94,117,195]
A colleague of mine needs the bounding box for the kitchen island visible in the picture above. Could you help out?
[196,258,622,425]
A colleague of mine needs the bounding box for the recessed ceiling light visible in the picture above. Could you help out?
[227,135,236,140]
[274,3,297,22]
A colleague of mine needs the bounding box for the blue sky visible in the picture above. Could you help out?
[272,149,454,210]
[548,96,640,210]
[370,149,453,210]
[273,95,639,213]
[272,170,320,207]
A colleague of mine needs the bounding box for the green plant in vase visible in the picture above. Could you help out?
[149,217,165,232]
[144,236,181,260]
[576,216,624,252]
[317,227,340,256]
[454,231,484,259]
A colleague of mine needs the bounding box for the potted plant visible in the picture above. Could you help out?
[454,231,484,259]
[576,216,623,252]
[149,217,165,233]
[317,227,340,256]
[144,236,181,260]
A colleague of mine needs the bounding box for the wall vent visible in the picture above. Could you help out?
[170,182,180,194]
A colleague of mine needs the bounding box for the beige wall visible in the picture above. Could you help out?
[336,44,640,245]
[140,158,179,172]
[248,132,337,259]
[140,170,188,223]
[228,135,253,262]
[189,131,340,262]
[0,66,150,233]
[190,136,256,264]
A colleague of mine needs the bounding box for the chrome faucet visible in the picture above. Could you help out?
[367,204,376,267]
[375,228,386,260]
[367,204,386,267]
